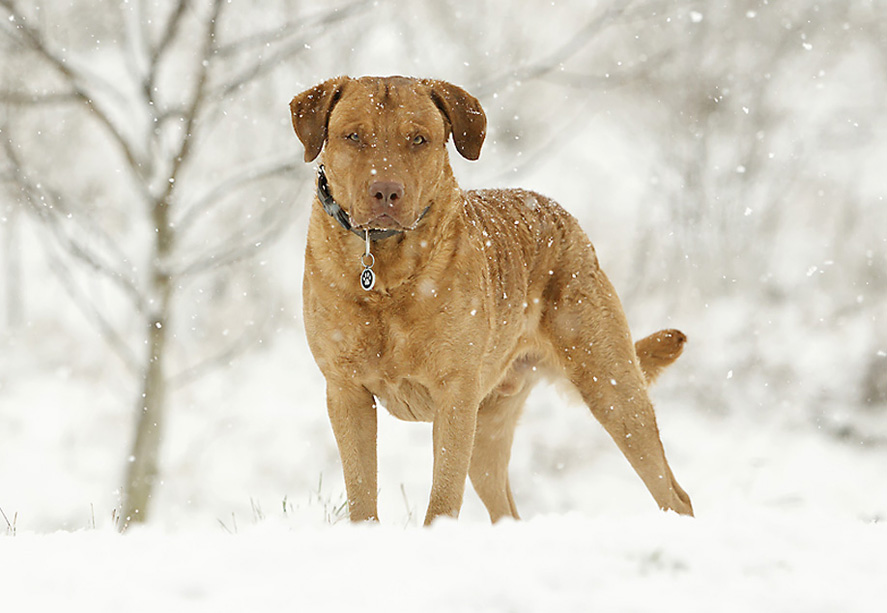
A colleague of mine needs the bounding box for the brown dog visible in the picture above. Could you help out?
[290,76,693,525]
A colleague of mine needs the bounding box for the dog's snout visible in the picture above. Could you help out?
[369,181,404,207]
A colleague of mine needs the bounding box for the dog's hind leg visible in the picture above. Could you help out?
[574,349,692,515]
[542,268,693,516]
[468,385,530,523]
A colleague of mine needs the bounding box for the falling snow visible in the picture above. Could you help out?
[1,1,886,611]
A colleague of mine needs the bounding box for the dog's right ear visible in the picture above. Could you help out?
[289,76,349,162]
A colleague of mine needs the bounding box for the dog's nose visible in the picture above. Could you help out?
[368,181,404,207]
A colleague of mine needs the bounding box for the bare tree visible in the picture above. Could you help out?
[0,0,368,529]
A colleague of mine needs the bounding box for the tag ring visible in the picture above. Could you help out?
[360,252,375,268]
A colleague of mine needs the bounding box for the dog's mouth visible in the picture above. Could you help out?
[355,213,405,231]
[346,205,431,235]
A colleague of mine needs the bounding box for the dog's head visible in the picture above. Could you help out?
[290,76,486,232]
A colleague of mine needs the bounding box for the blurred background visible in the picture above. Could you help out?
[1,0,885,531]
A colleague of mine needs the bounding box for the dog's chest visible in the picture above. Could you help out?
[354,307,440,422]
[373,378,436,422]
[307,289,439,414]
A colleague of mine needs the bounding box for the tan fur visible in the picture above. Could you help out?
[291,76,693,525]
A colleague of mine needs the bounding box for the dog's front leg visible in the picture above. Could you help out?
[326,382,378,522]
[425,391,480,525]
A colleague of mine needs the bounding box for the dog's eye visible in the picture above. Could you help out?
[412,135,427,146]
[346,132,360,143]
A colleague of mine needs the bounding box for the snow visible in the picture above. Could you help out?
[3,1,887,610]
[2,510,886,611]
[0,508,887,612]
[2,330,887,611]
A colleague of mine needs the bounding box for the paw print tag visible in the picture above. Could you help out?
[359,230,376,291]
[360,261,375,291]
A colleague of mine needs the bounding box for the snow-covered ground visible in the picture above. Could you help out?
[2,323,886,611]
[4,509,886,612]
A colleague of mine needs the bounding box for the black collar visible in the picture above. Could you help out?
[316,164,401,241]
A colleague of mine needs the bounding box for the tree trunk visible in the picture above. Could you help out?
[119,297,170,530]
[119,200,174,531]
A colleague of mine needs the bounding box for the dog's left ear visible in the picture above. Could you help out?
[424,80,486,161]
[290,76,350,162]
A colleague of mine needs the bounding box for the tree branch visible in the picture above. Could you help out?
[175,157,302,236]
[157,0,224,208]
[151,0,190,67]
[0,91,79,105]
[215,0,369,59]
[144,0,190,100]
[3,132,148,314]
[212,0,371,99]
[170,301,273,388]
[474,1,635,97]
[47,256,141,376]
[0,1,148,178]
[175,188,301,279]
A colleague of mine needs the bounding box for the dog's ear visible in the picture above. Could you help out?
[289,76,349,163]
[424,80,486,161]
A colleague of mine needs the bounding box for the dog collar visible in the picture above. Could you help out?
[316,165,401,241]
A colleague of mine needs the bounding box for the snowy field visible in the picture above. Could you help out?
[2,325,887,611]
[4,510,886,612]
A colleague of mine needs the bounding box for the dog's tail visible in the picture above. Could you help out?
[634,329,687,386]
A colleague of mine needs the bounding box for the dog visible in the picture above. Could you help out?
[289,76,693,525]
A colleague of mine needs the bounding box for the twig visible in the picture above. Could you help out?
[400,483,414,528]
[250,498,265,523]
[0,506,17,536]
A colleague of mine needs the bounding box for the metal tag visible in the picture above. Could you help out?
[360,229,376,291]
[360,265,375,291]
